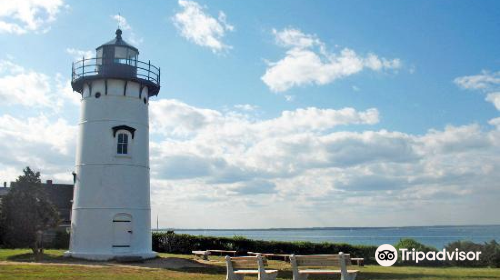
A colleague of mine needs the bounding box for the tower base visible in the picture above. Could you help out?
[63,250,157,261]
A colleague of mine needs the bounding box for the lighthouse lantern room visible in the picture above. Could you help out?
[66,29,160,260]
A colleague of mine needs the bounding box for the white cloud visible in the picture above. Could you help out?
[261,28,401,92]
[145,99,500,227]
[55,73,80,106]
[274,28,320,49]
[172,0,234,53]
[0,0,66,34]
[257,107,379,133]
[234,104,258,111]
[454,71,500,91]
[150,99,222,137]
[489,117,500,128]
[217,11,234,32]
[486,92,500,110]
[150,99,378,139]
[0,59,78,109]
[0,62,52,107]
[111,14,143,45]
[0,113,77,184]
[66,48,93,60]
[1,95,499,227]
[112,14,131,31]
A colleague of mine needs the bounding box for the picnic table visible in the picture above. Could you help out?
[351,257,364,266]
[207,249,238,256]
[192,250,210,260]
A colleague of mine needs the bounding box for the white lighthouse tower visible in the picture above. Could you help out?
[65,29,160,260]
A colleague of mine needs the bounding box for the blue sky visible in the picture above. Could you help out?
[1,0,500,228]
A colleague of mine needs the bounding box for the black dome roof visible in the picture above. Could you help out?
[96,29,139,53]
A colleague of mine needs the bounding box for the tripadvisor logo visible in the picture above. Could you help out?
[375,244,482,266]
[376,244,398,266]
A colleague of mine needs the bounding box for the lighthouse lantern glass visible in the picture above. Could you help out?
[95,46,137,67]
[114,46,138,66]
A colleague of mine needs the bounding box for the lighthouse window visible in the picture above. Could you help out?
[117,133,129,154]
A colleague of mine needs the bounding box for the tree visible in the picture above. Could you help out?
[0,167,60,260]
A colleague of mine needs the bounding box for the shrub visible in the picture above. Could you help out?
[50,231,70,249]
[394,238,438,266]
[152,232,377,264]
[445,240,500,268]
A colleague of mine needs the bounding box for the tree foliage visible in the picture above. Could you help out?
[0,167,60,259]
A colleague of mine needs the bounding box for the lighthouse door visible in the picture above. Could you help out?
[112,214,132,251]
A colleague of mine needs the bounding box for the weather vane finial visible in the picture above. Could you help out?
[118,12,121,29]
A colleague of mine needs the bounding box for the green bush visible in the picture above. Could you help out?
[392,238,500,268]
[152,232,377,264]
[50,231,70,249]
[394,238,438,266]
[445,240,500,267]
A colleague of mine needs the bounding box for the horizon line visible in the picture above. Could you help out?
[152,224,500,231]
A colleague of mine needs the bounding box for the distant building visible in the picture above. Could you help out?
[0,182,9,203]
[40,180,74,229]
[2,180,74,229]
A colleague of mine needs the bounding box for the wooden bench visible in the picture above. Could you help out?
[192,250,210,260]
[225,254,278,280]
[208,249,238,256]
[290,253,359,280]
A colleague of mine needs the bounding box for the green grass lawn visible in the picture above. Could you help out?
[1,249,500,280]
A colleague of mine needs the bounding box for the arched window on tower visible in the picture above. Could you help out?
[112,125,135,156]
[117,133,129,155]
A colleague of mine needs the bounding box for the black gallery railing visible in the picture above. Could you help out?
[72,57,160,86]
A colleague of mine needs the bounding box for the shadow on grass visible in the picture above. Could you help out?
[165,266,227,275]
[164,266,500,280]
[6,252,129,267]
[6,253,224,271]
[6,253,64,262]
[5,253,499,280]
[358,272,500,280]
[149,268,480,280]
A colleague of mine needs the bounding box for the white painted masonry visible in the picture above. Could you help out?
[65,31,158,260]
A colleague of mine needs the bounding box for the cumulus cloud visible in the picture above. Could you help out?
[172,0,234,53]
[1,94,499,227]
[0,0,66,34]
[145,99,500,227]
[486,92,500,111]
[0,60,78,109]
[66,48,93,60]
[454,71,500,91]
[0,113,77,183]
[454,71,500,128]
[261,28,401,92]
[150,99,222,137]
[234,104,258,111]
[0,60,52,107]
[150,99,378,138]
[111,14,143,45]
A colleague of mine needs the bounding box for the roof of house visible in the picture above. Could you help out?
[5,181,74,222]
[0,187,9,197]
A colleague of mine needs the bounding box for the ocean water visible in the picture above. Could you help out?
[173,225,500,249]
